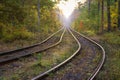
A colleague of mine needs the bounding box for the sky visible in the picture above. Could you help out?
[76,0,87,3]
[56,0,87,18]
[54,0,87,27]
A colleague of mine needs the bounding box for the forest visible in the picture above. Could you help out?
[0,0,60,43]
[73,0,120,79]
[0,0,120,80]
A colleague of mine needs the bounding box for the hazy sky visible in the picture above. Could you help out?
[77,0,86,3]
[57,0,86,18]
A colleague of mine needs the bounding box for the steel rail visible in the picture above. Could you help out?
[70,28,105,80]
[31,28,81,80]
[0,27,64,55]
[0,27,65,64]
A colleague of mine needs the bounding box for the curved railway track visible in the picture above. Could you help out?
[32,28,105,80]
[0,28,66,64]
[71,28,105,80]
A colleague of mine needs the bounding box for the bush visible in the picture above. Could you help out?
[0,22,6,38]
[103,32,120,45]
[1,24,34,42]
[13,27,33,40]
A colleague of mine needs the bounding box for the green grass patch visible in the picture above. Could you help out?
[103,31,120,45]
[74,27,120,80]
[1,31,78,80]
[95,32,120,80]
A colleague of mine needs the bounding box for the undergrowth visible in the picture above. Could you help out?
[77,29,120,80]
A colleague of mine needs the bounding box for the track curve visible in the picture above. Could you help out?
[0,27,65,64]
[0,27,64,55]
[32,28,105,80]
[71,28,105,80]
[31,28,81,80]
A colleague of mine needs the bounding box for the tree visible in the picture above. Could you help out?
[98,0,100,12]
[21,0,25,6]
[37,0,40,26]
[0,0,26,24]
[107,0,111,31]
[101,0,104,32]
[115,0,117,2]
[88,0,91,14]
[118,0,120,30]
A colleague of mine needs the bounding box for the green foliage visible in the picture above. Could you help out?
[73,0,120,79]
[110,2,118,30]
[0,0,60,43]
[72,1,100,33]
[10,74,20,80]
[0,23,33,42]
[96,38,120,80]
[0,0,26,24]
[40,0,60,32]
[73,0,120,33]
[0,22,6,38]
[36,53,42,60]
[40,0,54,9]
[103,31,120,45]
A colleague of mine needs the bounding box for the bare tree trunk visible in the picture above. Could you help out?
[98,0,100,12]
[107,0,111,31]
[97,0,101,32]
[22,0,25,7]
[88,0,91,15]
[115,0,117,2]
[37,0,40,26]
[101,0,104,32]
[118,0,120,30]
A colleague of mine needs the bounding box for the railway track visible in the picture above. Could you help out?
[0,28,65,64]
[71,28,105,80]
[32,28,105,80]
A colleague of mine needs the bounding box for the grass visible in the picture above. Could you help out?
[10,74,20,80]
[0,31,78,80]
[0,77,6,80]
[72,17,120,78]
[95,41,120,80]
[102,31,120,45]
[77,29,120,80]
[0,28,62,52]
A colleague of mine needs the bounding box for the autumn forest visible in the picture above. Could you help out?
[0,0,120,80]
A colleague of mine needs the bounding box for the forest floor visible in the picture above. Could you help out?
[0,30,78,80]
[84,31,120,80]
[0,27,120,80]
[0,31,58,52]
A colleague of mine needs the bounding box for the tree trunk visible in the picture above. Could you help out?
[37,0,40,26]
[98,0,100,12]
[115,0,117,2]
[97,0,101,32]
[101,0,104,32]
[107,0,111,31]
[118,0,120,30]
[88,0,91,14]
[21,0,25,7]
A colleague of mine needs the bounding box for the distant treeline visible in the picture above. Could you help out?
[73,0,120,33]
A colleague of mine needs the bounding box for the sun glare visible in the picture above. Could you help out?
[57,0,76,18]
[57,0,86,18]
